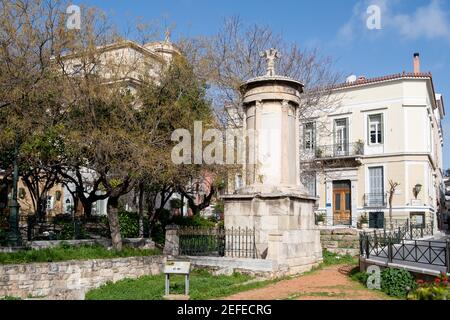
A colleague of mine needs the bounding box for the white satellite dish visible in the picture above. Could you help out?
[346,75,357,83]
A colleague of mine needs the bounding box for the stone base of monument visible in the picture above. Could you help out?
[163,294,190,300]
[223,192,323,275]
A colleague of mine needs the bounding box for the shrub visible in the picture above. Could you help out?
[408,274,450,300]
[118,211,140,238]
[349,268,370,285]
[56,221,86,240]
[381,268,416,298]
[169,198,183,209]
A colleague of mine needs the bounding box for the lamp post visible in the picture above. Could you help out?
[413,184,422,200]
[7,140,22,247]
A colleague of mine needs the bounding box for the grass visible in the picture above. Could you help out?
[0,244,161,265]
[85,269,278,300]
[85,250,360,300]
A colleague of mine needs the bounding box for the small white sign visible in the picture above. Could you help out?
[164,261,190,275]
[411,199,422,206]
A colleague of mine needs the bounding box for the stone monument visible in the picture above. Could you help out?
[223,49,322,274]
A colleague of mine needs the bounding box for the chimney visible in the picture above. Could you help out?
[413,53,420,74]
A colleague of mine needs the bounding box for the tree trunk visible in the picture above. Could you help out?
[138,182,145,238]
[37,196,46,222]
[389,193,394,230]
[107,196,122,250]
[82,201,93,219]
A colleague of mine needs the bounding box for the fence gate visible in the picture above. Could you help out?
[179,227,256,259]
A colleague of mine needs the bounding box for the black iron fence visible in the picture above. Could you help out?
[312,142,364,159]
[179,227,257,259]
[359,222,450,273]
[19,216,110,241]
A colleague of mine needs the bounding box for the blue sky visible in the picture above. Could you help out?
[81,0,450,169]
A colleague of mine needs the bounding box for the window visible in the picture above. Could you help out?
[334,119,348,155]
[410,212,425,227]
[369,212,384,229]
[368,166,384,206]
[303,122,315,150]
[368,114,383,145]
[301,172,317,197]
[235,174,243,190]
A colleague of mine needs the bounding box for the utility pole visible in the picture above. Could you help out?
[7,140,22,247]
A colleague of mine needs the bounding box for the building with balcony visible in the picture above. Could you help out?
[300,53,446,229]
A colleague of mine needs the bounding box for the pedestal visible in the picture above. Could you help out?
[223,192,323,274]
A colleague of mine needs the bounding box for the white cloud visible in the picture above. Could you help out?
[390,0,450,39]
[337,0,450,42]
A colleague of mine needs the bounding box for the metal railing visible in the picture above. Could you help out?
[311,142,364,159]
[179,226,257,259]
[359,222,450,273]
[364,193,387,207]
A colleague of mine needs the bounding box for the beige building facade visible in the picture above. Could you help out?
[301,56,445,229]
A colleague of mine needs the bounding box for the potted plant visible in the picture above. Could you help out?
[316,213,325,226]
[359,214,369,229]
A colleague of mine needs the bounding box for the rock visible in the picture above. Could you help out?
[332,228,358,236]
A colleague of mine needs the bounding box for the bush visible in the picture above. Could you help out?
[381,268,416,298]
[169,198,183,209]
[349,268,370,285]
[53,217,88,240]
[408,274,450,300]
[118,211,140,238]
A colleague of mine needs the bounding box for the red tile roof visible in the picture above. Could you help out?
[327,72,433,91]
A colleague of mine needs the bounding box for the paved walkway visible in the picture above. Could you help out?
[223,265,390,300]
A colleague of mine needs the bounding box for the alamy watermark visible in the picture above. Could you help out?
[366,265,381,290]
[366,4,382,30]
[171,121,279,166]
[66,4,81,30]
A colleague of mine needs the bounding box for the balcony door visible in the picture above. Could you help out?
[333,181,351,225]
[368,166,384,206]
[334,119,348,156]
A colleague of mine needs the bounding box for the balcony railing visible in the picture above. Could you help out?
[364,193,387,208]
[308,142,364,159]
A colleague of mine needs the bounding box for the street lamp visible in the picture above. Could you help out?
[7,139,22,247]
[413,184,422,199]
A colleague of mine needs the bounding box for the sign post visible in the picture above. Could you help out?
[163,260,191,300]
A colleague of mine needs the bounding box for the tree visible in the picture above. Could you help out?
[388,180,400,230]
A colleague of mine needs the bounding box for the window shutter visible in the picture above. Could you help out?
[303,124,306,149]
[313,122,316,150]
[367,115,370,144]
[380,113,384,144]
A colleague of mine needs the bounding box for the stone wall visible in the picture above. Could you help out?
[0,255,164,300]
[320,228,360,256]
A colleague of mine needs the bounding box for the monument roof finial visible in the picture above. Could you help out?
[260,48,281,76]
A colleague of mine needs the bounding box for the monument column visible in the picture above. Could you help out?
[223,48,322,275]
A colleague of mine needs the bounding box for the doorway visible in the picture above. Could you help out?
[333,180,351,225]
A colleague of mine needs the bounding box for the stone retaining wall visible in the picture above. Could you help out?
[0,255,164,300]
[320,228,360,256]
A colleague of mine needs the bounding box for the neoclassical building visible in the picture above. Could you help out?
[300,53,446,229]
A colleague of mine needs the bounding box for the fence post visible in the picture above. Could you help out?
[365,234,370,259]
[388,237,393,263]
[420,226,423,238]
[163,224,180,257]
[446,241,450,275]
[410,223,413,240]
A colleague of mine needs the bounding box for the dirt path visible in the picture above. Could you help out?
[223,265,389,300]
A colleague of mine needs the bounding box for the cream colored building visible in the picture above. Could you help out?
[300,54,446,229]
